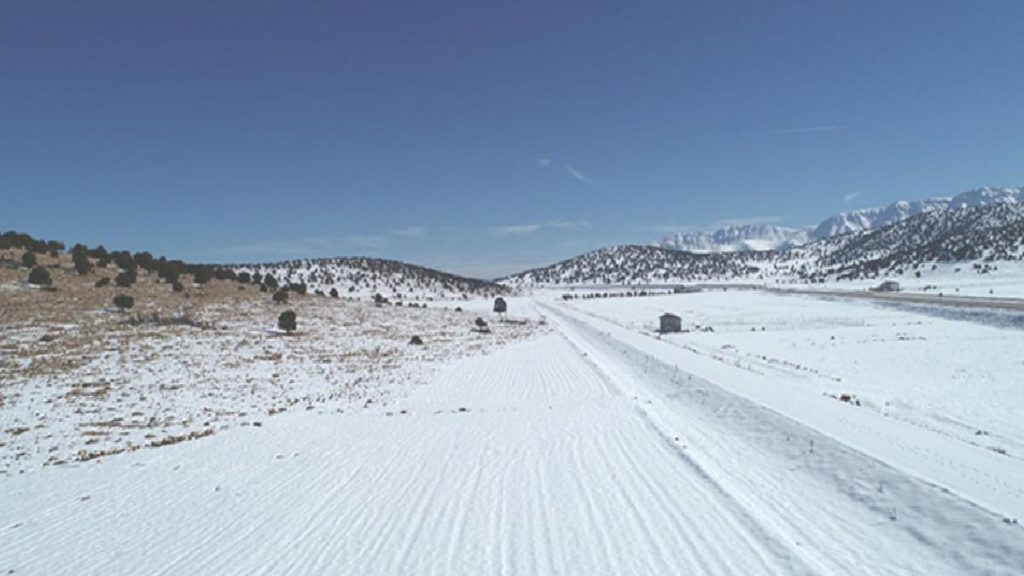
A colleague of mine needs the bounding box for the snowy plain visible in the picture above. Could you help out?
[560,289,1024,461]
[0,293,534,474]
[2,290,1023,574]
[783,260,1024,299]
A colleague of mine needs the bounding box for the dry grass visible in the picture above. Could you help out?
[0,248,542,475]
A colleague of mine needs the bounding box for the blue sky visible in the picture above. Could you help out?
[2,1,1022,278]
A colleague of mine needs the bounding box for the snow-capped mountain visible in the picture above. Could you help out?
[808,198,950,240]
[658,224,809,252]
[946,186,1022,209]
[657,186,1021,253]
[808,186,1020,241]
[505,200,1024,286]
[810,202,1024,280]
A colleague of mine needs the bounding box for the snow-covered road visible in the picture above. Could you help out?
[2,299,1021,574]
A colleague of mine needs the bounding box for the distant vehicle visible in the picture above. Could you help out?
[872,280,901,293]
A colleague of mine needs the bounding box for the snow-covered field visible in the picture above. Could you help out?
[554,290,1024,513]
[561,289,1024,455]
[3,288,1023,574]
[1,288,535,475]
[785,260,1024,299]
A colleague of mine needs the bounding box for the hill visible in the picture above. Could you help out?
[505,202,1024,287]
[232,257,505,302]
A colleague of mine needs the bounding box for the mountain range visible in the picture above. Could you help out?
[657,186,1022,253]
[7,185,1022,297]
[503,195,1024,287]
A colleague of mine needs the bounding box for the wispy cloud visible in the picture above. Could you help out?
[843,191,862,204]
[751,125,840,136]
[536,157,551,167]
[547,219,590,230]
[488,224,541,237]
[428,242,600,280]
[344,234,388,249]
[217,234,387,259]
[644,224,699,234]
[217,237,331,257]
[487,221,590,238]
[714,216,781,227]
[566,165,592,184]
[392,226,426,239]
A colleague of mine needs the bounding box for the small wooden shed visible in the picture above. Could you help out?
[659,313,682,333]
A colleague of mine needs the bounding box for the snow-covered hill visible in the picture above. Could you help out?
[502,245,791,286]
[656,186,1022,252]
[506,201,1024,287]
[809,202,1024,281]
[233,257,505,301]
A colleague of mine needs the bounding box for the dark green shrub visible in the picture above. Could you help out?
[113,294,134,312]
[21,252,37,268]
[192,267,214,285]
[28,266,52,286]
[73,252,93,275]
[113,251,136,271]
[115,269,137,288]
[214,268,237,281]
[133,252,155,271]
[273,288,289,304]
[278,310,297,334]
[95,277,111,288]
[157,260,187,283]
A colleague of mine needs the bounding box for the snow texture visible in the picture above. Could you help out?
[2,292,1023,574]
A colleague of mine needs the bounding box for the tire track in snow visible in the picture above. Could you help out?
[547,316,815,574]
[543,300,1024,575]
[4,317,1020,574]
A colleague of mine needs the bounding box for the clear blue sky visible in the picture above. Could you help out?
[2,1,1022,278]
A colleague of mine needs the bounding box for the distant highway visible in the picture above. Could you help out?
[768,287,1024,312]
[523,282,1024,312]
